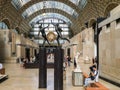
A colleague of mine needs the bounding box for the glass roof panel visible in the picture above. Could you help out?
[69,0,88,9]
[78,0,88,9]
[69,0,80,6]
[11,0,31,9]
[29,13,72,26]
[22,1,78,18]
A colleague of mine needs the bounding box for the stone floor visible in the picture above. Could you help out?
[0,59,119,90]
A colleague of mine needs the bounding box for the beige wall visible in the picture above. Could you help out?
[99,21,120,84]
[99,5,120,84]
[0,30,39,62]
[82,28,94,60]
[63,27,94,61]
[0,30,11,62]
[63,32,83,60]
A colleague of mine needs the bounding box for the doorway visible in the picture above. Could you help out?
[67,48,70,56]
[25,48,30,62]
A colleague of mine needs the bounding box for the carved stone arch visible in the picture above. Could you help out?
[81,26,86,43]
[81,26,86,31]
[1,18,11,29]
[89,18,96,27]
[104,2,118,17]
[89,18,97,30]
[15,27,21,34]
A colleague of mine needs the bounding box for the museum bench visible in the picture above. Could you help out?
[85,82,109,90]
[0,74,8,83]
[0,68,8,83]
[24,63,54,68]
[83,72,109,90]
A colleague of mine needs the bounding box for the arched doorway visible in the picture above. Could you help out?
[67,48,70,56]
[15,27,20,34]
[2,19,11,29]
[89,18,96,30]
[104,3,118,17]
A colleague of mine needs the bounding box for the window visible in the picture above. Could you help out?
[69,0,87,9]
[11,0,31,9]
[30,17,70,44]
[105,23,110,33]
[29,13,72,26]
[116,18,120,29]
[0,22,9,29]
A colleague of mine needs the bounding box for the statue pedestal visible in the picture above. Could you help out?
[54,48,63,90]
[72,68,83,86]
[38,48,47,88]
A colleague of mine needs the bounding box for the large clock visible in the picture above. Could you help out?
[47,31,56,42]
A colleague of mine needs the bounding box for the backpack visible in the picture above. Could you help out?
[90,71,98,80]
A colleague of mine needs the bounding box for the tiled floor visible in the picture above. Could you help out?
[0,59,119,90]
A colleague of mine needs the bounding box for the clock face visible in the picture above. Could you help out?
[47,31,56,42]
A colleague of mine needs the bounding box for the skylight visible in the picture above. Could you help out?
[11,0,31,9]
[69,0,88,9]
[30,17,70,44]
[22,1,78,18]
[69,0,80,6]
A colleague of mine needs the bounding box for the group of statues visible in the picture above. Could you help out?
[38,21,70,46]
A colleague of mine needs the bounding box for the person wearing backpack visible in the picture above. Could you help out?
[84,65,98,87]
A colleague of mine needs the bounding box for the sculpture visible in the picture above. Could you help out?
[51,22,70,45]
[74,52,81,72]
[38,24,50,46]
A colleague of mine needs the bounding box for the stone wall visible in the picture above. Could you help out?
[99,21,120,84]
[99,5,120,84]
[0,30,39,62]
[82,28,94,60]
[63,27,94,61]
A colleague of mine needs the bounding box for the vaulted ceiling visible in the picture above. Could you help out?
[0,0,120,40]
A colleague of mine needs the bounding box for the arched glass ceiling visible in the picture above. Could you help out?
[11,0,88,11]
[69,0,88,9]
[11,0,31,9]
[29,13,72,26]
[22,1,78,18]
[69,0,80,5]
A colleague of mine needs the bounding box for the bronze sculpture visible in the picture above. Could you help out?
[38,24,50,46]
[51,22,70,45]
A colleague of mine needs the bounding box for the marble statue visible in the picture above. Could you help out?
[74,52,81,72]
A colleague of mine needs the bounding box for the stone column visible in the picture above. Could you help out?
[38,48,47,88]
[54,48,63,90]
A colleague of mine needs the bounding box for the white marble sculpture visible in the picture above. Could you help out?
[74,52,81,72]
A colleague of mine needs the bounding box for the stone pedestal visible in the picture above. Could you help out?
[72,71,83,86]
[38,48,47,88]
[54,48,63,90]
